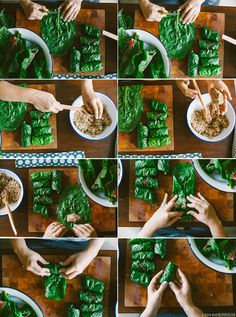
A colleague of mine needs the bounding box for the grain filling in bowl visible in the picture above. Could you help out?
[0,172,22,209]
[191,103,229,138]
[73,105,112,136]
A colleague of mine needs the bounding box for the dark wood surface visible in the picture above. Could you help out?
[119,4,236,78]
[119,239,236,314]
[0,160,117,237]
[2,80,117,158]
[0,246,117,317]
[0,1,117,75]
[118,80,236,158]
[119,159,236,228]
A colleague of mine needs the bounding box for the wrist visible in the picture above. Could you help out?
[139,0,150,8]
[182,301,201,317]
[141,305,158,317]
[140,221,160,237]
[209,218,226,237]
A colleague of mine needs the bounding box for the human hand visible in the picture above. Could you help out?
[60,0,82,21]
[20,0,48,20]
[179,0,204,25]
[17,248,50,277]
[140,0,167,22]
[187,193,226,237]
[176,80,198,99]
[73,224,97,237]
[43,222,68,238]
[141,271,168,317]
[139,194,182,237]
[81,80,103,119]
[28,89,63,114]
[60,250,95,279]
[207,80,232,115]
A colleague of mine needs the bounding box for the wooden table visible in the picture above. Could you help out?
[119,239,236,314]
[119,159,236,228]
[0,245,117,317]
[119,4,236,78]
[118,80,236,158]
[2,80,117,158]
[0,2,117,75]
[0,160,117,237]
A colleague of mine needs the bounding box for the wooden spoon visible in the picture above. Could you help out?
[192,79,211,123]
[222,34,236,46]
[2,190,17,236]
[102,30,117,41]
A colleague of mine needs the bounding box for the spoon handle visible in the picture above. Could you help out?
[5,202,17,236]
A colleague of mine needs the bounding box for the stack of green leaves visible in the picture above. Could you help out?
[0,27,51,78]
[188,26,221,77]
[79,159,117,204]
[0,8,15,28]
[130,238,167,286]
[172,162,194,220]
[79,275,105,317]
[44,263,67,300]
[199,159,236,189]
[118,9,133,30]
[70,23,103,73]
[0,291,37,316]
[56,184,91,228]
[31,169,62,217]
[118,84,144,133]
[21,110,54,147]
[195,238,236,270]
[118,27,166,78]
[137,99,171,149]
[134,160,158,204]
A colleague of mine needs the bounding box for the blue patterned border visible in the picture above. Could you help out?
[15,158,79,168]
[52,73,117,79]
[118,153,202,159]
[0,151,85,160]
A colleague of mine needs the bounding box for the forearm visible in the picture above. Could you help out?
[209,220,227,238]
[140,306,158,317]
[0,81,36,104]
[139,0,150,6]
[86,238,105,256]
[182,303,203,317]
[81,79,93,95]
[11,239,29,257]
[138,221,158,237]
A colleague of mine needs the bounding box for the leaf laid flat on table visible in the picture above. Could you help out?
[118,84,144,132]
[0,100,27,131]
[159,11,195,60]
[56,184,91,228]
[40,8,77,56]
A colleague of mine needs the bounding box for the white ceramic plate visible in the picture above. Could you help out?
[0,168,24,216]
[187,93,235,142]
[188,239,236,274]
[126,29,170,77]
[0,287,44,316]
[78,161,119,208]
[9,28,53,74]
[193,159,236,193]
[69,92,117,141]
[118,159,123,186]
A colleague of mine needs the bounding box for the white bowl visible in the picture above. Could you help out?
[126,29,170,78]
[69,92,117,141]
[0,287,44,317]
[188,239,236,274]
[187,93,235,142]
[118,159,123,186]
[78,163,118,208]
[193,159,236,193]
[9,28,53,75]
[0,168,24,216]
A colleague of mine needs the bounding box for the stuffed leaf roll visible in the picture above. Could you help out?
[68,304,80,317]
[148,120,167,130]
[146,112,168,121]
[149,100,168,113]
[81,23,101,38]
[131,260,155,273]
[80,36,100,46]
[159,262,177,283]
[131,241,153,253]
[157,159,169,175]
[81,46,100,55]
[137,123,148,149]
[32,180,50,189]
[33,195,53,205]
[44,263,66,300]
[80,304,103,313]
[130,270,151,286]
[52,170,62,193]
[199,65,221,76]
[199,40,219,50]
[201,57,219,67]
[135,168,157,177]
[154,239,167,258]
[201,26,220,42]
[32,134,54,146]
[31,171,52,181]
[188,51,199,77]
[83,53,101,63]
[148,136,171,147]
[135,160,156,169]
[21,122,32,147]
[135,176,159,189]
[82,312,103,317]
[82,275,105,294]
[150,128,169,138]
[81,61,103,73]
[199,50,218,58]
[132,251,154,260]
[31,119,50,128]
[33,204,49,217]
[80,291,104,304]
[34,188,52,196]
[134,186,155,203]
[70,48,81,73]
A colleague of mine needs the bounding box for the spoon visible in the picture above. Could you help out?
[2,190,18,236]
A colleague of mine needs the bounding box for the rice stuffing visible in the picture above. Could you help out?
[191,103,229,138]
[73,105,112,136]
[0,172,21,209]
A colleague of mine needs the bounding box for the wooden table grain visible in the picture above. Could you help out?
[118,80,236,158]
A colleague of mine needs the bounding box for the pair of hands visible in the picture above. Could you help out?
[43,222,97,238]
[177,80,232,115]
[28,80,103,119]
[139,192,224,237]
[17,248,95,279]
[142,268,200,317]
[140,0,203,24]
[20,0,81,21]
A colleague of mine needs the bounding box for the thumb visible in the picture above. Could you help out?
[40,5,48,12]
[169,281,179,295]
[92,103,99,120]
[187,210,199,219]
[38,255,49,265]
[157,281,168,294]
[159,6,168,13]
[60,257,72,266]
